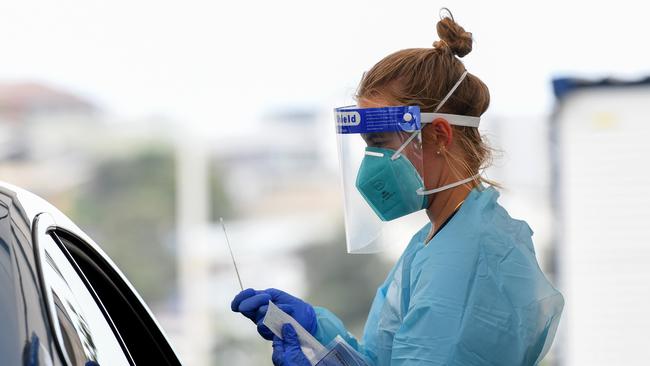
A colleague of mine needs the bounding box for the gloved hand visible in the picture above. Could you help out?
[272,324,312,366]
[231,288,317,340]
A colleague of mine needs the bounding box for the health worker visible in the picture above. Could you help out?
[232,10,564,366]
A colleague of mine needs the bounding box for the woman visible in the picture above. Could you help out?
[232,11,564,366]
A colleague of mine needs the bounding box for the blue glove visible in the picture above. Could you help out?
[272,324,312,366]
[231,288,317,340]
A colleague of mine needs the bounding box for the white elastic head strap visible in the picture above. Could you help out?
[391,70,478,160]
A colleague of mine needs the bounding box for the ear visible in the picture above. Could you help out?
[423,118,453,147]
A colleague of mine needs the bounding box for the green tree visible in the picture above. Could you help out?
[71,147,177,304]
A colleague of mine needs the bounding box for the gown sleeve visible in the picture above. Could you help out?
[313,306,358,348]
[313,306,375,364]
[312,226,431,366]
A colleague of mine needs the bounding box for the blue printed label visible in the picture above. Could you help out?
[334,106,421,134]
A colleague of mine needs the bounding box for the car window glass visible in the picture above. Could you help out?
[38,233,130,366]
[54,231,181,366]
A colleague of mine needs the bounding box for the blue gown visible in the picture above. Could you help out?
[313,186,564,365]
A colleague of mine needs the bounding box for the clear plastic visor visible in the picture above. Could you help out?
[334,105,426,253]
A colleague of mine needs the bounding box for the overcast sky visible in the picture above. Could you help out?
[1,0,648,132]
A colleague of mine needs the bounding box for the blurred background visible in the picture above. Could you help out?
[1,0,649,365]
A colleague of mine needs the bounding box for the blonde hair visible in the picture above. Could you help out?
[356,11,500,188]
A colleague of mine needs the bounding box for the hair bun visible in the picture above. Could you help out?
[434,9,473,58]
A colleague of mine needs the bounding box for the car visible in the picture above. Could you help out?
[0,181,183,366]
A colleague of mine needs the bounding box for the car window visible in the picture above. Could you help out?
[52,230,181,366]
[35,224,131,366]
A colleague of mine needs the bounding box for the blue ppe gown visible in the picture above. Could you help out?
[313,186,564,365]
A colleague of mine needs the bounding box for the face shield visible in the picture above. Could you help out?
[334,71,481,253]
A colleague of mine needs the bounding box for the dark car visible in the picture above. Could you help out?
[0,181,183,366]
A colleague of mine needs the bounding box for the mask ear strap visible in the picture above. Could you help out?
[416,174,480,195]
[434,70,468,112]
[390,131,420,160]
[390,70,469,161]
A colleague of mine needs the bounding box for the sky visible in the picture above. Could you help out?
[1,0,649,133]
